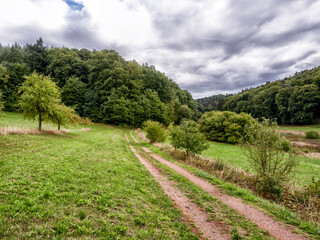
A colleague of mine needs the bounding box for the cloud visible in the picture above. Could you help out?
[1,0,320,98]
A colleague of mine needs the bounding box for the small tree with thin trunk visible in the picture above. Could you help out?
[49,104,92,130]
[242,120,298,198]
[18,72,61,131]
[170,120,208,157]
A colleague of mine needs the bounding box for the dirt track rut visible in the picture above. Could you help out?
[126,133,230,240]
[141,147,306,240]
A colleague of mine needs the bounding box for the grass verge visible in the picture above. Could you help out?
[131,131,320,239]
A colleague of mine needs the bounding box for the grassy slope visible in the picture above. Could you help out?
[201,141,320,186]
[0,112,197,239]
[279,125,320,133]
[131,132,320,239]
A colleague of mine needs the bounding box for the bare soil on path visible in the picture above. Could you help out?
[125,133,230,240]
[141,147,307,240]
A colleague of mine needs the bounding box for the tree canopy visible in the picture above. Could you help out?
[0,39,199,127]
[198,67,320,125]
[17,72,61,131]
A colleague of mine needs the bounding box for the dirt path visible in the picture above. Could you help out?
[125,133,230,240]
[140,146,307,240]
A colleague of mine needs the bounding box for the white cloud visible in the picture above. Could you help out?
[0,0,320,97]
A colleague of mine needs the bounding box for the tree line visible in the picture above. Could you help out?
[0,38,200,127]
[197,68,320,124]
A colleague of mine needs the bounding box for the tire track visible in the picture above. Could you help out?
[141,146,307,240]
[125,133,230,240]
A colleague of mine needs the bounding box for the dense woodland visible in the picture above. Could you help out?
[198,68,320,124]
[0,38,199,127]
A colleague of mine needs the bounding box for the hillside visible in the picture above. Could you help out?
[0,39,199,127]
[1,112,318,239]
[197,67,320,124]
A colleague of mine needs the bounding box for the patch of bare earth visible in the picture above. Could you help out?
[125,134,230,240]
[141,147,308,240]
[278,130,306,137]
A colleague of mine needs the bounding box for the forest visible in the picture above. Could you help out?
[0,38,199,127]
[198,68,320,124]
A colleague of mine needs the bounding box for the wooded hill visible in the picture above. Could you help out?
[198,67,320,124]
[0,38,199,126]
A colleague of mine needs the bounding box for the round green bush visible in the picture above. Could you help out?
[198,111,258,144]
[306,131,320,139]
[143,120,167,143]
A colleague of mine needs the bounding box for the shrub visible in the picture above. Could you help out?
[305,177,320,198]
[198,111,258,144]
[0,92,4,117]
[306,131,320,139]
[242,120,298,198]
[143,120,167,143]
[170,120,208,156]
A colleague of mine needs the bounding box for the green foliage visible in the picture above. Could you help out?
[61,76,87,116]
[197,94,232,112]
[24,37,48,74]
[49,104,81,130]
[305,131,320,139]
[304,177,320,198]
[202,67,320,125]
[0,39,200,126]
[170,120,208,156]
[0,92,4,117]
[242,120,298,197]
[143,120,167,143]
[198,111,258,144]
[289,84,320,124]
[0,115,198,239]
[18,72,61,131]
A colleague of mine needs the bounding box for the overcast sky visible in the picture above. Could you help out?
[1,0,320,98]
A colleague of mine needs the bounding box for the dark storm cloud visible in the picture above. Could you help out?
[2,0,320,98]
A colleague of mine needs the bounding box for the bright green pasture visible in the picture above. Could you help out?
[0,113,197,239]
[202,141,320,187]
[279,125,320,133]
[0,111,60,129]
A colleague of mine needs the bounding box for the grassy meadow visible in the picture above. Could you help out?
[201,141,320,187]
[279,125,320,133]
[0,112,197,239]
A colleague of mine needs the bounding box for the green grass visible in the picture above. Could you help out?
[279,125,320,133]
[131,132,320,239]
[0,112,61,130]
[0,112,197,239]
[201,141,320,186]
[128,133,276,240]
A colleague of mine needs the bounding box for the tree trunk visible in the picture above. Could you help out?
[39,114,42,131]
[58,123,60,131]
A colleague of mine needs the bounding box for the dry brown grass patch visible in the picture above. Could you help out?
[0,126,68,136]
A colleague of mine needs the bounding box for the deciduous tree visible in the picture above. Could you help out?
[18,72,61,131]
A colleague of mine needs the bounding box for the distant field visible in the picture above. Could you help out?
[279,125,320,133]
[0,112,196,239]
[201,141,320,187]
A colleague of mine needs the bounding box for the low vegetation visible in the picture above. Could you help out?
[199,110,258,144]
[170,120,208,156]
[0,113,197,239]
[132,131,320,238]
[306,131,320,139]
[143,120,167,143]
[242,120,297,199]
